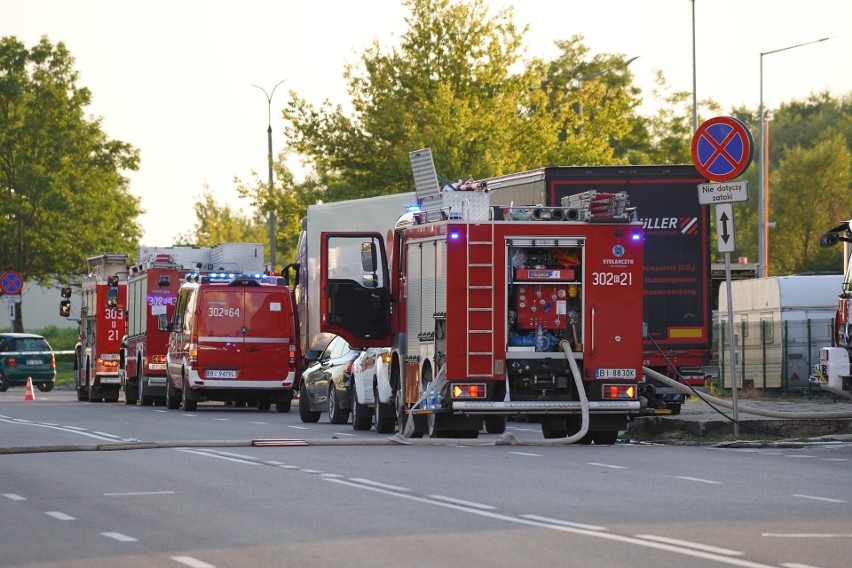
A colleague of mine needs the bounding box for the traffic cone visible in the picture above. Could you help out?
[24,377,36,401]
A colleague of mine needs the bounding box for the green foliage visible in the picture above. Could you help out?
[281,0,641,205]
[174,185,267,249]
[0,36,143,331]
[770,135,851,274]
[35,325,78,350]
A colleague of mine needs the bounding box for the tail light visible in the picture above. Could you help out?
[189,335,198,368]
[151,355,167,364]
[289,344,296,367]
[98,357,119,368]
[8,357,17,368]
[603,384,636,399]
[344,361,354,374]
[51,355,56,368]
[452,383,486,399]
[380,351,391,364]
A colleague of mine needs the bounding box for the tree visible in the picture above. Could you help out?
[175,186,267,249]
[282,0,641,204]
[770,134,851,274]
[234,160,324,268]
[0,36,142,332]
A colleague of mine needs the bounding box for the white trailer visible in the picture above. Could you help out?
[289,193,416,367]
[718,274,842,389]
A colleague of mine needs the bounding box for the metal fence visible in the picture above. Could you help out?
[709,318,835,392]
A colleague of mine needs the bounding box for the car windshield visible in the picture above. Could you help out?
[10,338,50,353]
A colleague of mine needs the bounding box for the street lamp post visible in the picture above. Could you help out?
[575,56,639,122]
[690,0,697,133]
[252,79,287,270]
[758,38,829,277]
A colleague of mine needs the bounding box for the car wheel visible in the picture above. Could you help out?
[140,376,154,406]
[165,382,180,410]
[351,387,372,430]
[181,377,197,412]
[328,384,350,424]
[36,382,54,393]
[374,384,396,434]
[299,383,321,423]
[0,372,9,392]
[276,390,293,413]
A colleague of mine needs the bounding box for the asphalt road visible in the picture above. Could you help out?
[1,389,850,568]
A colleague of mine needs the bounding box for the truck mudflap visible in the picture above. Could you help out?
[451,400,640,413]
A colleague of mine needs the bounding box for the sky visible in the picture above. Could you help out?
[3,0,851,254]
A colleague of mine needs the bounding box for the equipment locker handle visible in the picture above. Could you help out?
[590,306,595,356]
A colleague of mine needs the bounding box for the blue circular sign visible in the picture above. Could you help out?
[691,116,754,182]
[1,271,23,295]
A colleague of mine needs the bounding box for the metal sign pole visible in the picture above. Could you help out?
[724,250,739,436]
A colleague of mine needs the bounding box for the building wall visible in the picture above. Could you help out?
[2,282,79,332]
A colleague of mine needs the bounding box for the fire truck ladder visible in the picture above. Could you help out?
[466,222,495,378]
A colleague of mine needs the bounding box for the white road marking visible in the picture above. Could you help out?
[333,432,359,437]
[175,449,259,465]
[251,421,268,425]
[792,494,845,504]
[348,478,410,492]
[101,532,137,542]
[823,458,848,462]
[636,534,742,556]
[172,557,215,568]
[45,511,75,520]
[781,563,828,568]
[154,409,167,413]
[328,478,783,568]
[520,515,607,531]
[588,462,626,469]
[428,495,496,510]
[321,473,344,479]
[765,533,852,538]
[104,491,175,497]
[287,425,310,430]
[508,451,541,457]
[2,493,26,501]
[301,469,323,474]
[676,476,722,485]
[214,418,229,421]
[0,417,134,442]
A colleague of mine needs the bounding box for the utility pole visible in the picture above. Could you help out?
[252,79,287,269]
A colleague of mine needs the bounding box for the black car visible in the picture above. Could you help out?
[299,335,361,424]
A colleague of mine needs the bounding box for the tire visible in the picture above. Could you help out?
[140,376,154,406]
[276,390,293,413]
[124,383,138,405]
[181,378,197,412]
[351,387,372,431]
[591,430,619,445]
[328,384,350,424]
[0,373,9,392]
[374,384,396,434]
[37,382,54,393]
[165,382,180,409]
[299,383,321,423]
[541,418,568,439]
[395,389,423,438]
[484,415,507,434]
[665,403,682,415]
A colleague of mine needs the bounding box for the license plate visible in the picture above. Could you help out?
[595,368,637,379]
[148,364,166,370]
[207,370,237,379]
[27,359,43,365]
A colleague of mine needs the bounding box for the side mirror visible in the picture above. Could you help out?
[361,241,377,273]
[157,313,171,332]
[362,274,379,288]
[820,232,840,249]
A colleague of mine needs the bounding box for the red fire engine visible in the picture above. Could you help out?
[319,151,644,440]
[69,253,128,402]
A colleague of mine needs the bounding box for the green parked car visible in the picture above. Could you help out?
[0,333,56,392]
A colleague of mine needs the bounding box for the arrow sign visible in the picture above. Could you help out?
[715,203,736,253]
